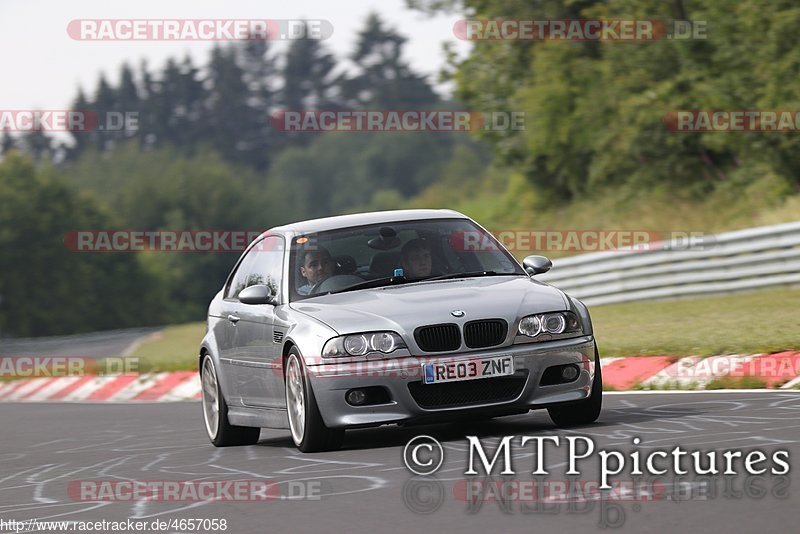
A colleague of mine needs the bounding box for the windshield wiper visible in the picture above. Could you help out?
[422,270,519,282]
[327,275,409,295]
[321,270,520,296]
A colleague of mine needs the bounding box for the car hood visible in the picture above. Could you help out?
[289,275,569,337]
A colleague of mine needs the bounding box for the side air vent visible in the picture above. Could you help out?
[273,331,284,344]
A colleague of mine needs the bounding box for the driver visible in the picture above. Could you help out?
[297,246,335,295]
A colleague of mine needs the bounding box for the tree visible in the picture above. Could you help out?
[277,25,341,148]
[0,153,166,336]
[92,73,117,151]
[18,130,53,162]
[206,45,270,169]
[237,39,280,165]
[0,131,15,158]
[266,129,462,220]
[281,25,339,110]
[66,88,91,158]
[60,143,277,321]
[116,62,141,144]
[411,0,800,200]
[339,13,439,109]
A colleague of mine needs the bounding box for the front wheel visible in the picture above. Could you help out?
[547,349,603,427]
[285,349,344,452]
[201,355,260,447]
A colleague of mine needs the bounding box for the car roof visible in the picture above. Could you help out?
[267,209,469,236]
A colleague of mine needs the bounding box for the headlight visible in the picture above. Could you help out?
[343,335,369,355]
[542,313,566,334]
[370,332,398,352]
[323,331,407,357]
[517,312,581,338]
[518,315,541,337]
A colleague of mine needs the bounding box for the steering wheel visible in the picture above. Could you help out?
[307,275,365,295]
[308,280,326,295]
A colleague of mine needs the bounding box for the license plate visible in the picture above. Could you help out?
[423,355,514,385]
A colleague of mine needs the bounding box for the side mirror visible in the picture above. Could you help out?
[522,255,552,276]
[239,284,277,305]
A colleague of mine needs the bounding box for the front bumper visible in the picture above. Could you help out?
[306,335,597,428]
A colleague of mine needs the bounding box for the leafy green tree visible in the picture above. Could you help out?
[0,154,166,337]
[60,143,278,321]
[412,0,800,201]
[266,130,464,219]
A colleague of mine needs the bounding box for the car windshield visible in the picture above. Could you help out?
[289,218,525,301]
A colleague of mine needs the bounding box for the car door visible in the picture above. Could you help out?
[229,236,285,408]
[216,245,264,405]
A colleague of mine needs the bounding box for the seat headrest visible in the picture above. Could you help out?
[333,255,357,275]
[369,251,401,277]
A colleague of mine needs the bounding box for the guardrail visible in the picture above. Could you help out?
[538,221,800,306]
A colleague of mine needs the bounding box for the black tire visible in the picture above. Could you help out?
[201,355,260,447]
[285,348,344,452]
[547,349,603,427]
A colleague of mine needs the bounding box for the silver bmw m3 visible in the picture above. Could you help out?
[199,209,602,451]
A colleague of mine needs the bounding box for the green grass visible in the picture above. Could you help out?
[411,170,800,260]
[633,380,703,391]
[593,286,800,357]
[120,322,206,373]
[634,376,768,390]
[706,376,767,390]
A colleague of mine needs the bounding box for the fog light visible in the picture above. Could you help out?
[561,365,579,381]
[346,389,368,406]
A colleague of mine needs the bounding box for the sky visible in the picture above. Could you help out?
[0,0,471,110]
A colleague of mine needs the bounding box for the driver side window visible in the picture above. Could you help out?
[226,247,259,300]
[226,236,284,300]
[248,237,284,298]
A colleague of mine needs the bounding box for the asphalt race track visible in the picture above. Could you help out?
[0,328,162,359]
[1,391,798,533]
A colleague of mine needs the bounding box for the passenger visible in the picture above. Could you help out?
[400,238,433,279]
